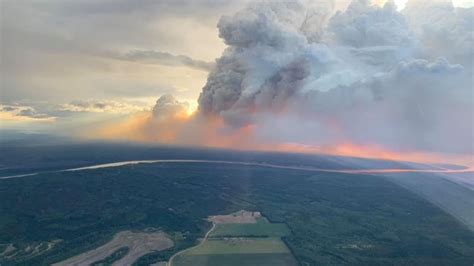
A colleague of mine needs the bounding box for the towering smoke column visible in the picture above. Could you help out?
[197,0,473,158]
[96,0,472,165]
[199,0,338,125]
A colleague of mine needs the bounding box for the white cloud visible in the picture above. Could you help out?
[58,100,147,114]
[0,105,56,122]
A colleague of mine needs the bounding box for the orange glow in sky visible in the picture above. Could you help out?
[87,112,473,168]
[275,142,473,168]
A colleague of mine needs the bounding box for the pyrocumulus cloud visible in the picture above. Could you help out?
[194,0,473,155]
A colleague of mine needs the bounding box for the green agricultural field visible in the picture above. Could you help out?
[210,217,290,237]
[187,238,290,255]
[173,213,297,266]
[174,238,297,266]
[173,253,298,266]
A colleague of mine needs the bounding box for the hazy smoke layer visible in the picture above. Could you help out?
[118,50,214,71]
[196,0,473,155]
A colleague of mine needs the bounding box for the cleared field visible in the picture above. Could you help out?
[173,211,297,266]
[174,253,298,266]
[210,217,290,237]
[186,238,290,255]
[53,231,173,266]
[208,210,261,224]
[173,238,297,266]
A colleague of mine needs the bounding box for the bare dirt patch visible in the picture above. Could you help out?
[53,231,173,266]
[208,210,261,224]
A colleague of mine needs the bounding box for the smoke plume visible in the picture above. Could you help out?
[97,0,473,165]
[196,0,473,157]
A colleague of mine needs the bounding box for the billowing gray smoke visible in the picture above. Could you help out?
[198,0,473,155]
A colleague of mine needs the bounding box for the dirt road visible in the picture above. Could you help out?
[167,222,216,266]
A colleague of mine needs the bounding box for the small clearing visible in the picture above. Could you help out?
[208,210,261,224]
[210,216,290,238]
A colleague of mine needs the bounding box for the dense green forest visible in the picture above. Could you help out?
[1,162,473,265]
